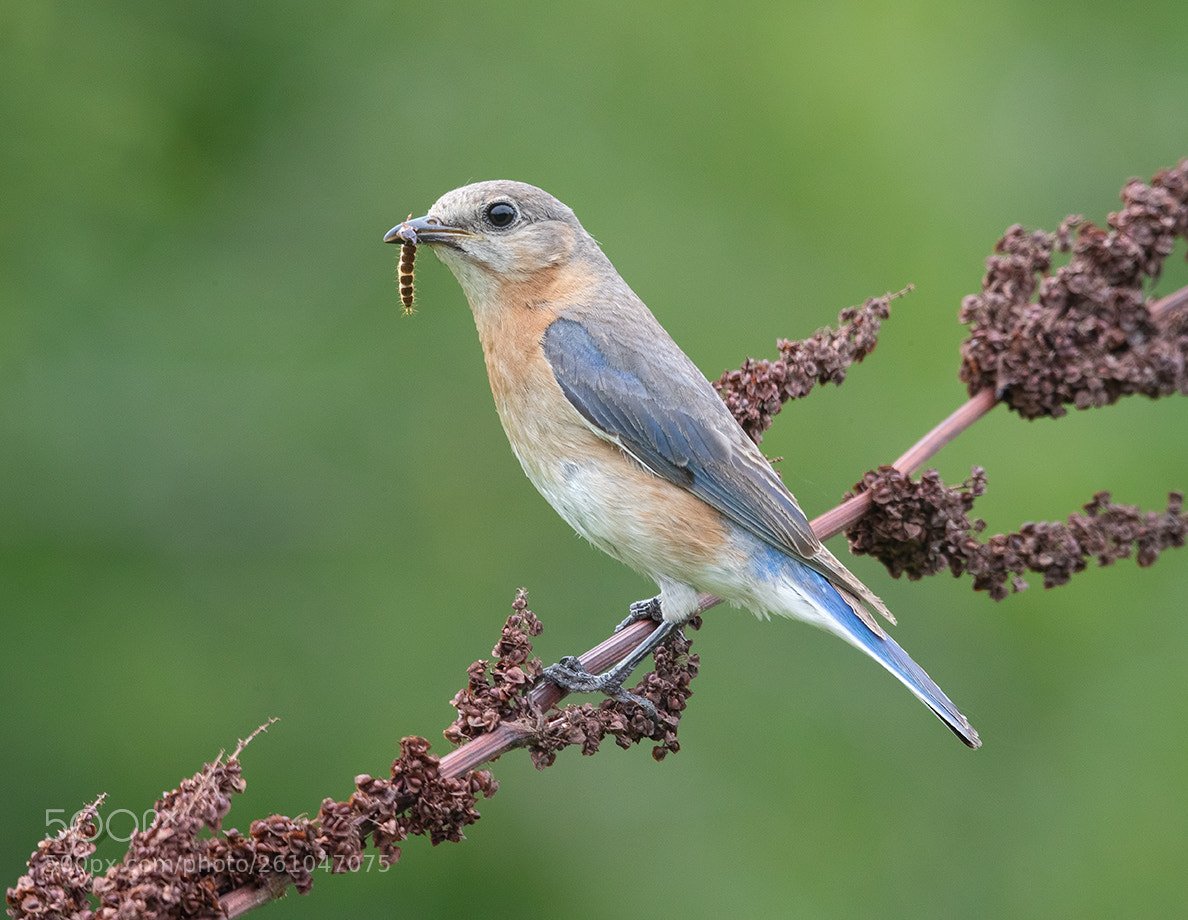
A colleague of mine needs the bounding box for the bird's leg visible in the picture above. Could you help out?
[542,619,680,720]
[615,594,662,632]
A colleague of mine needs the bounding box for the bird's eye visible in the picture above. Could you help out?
[484,201,518,229]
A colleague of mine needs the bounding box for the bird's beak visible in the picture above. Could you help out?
[383,215,470,245]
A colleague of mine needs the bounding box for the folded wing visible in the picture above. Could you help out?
[542,313,892,626]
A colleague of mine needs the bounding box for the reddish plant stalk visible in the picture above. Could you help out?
[425,280,1188,782]
[220,277,1188,920]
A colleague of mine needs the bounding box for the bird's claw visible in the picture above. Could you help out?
[541,657,659,721]
[615,595,663,632]
[542,656,604,693]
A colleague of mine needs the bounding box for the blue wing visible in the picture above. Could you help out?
[542,313,975,745]
[543,315,822,559]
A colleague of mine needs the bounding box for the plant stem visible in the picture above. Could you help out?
[219,278,1188,919]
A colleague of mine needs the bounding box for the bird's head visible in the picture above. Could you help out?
[385,180,595,309]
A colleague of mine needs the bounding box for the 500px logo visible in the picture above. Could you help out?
[46,808,159,843]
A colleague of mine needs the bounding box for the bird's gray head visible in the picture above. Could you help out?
[384,181,598,306]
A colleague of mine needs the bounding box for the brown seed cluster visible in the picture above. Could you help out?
[209,737,494,902]
[959,161,1188,419]
[846,467,1187,600]
[445,589,545,743]
[845,466,988,581]
[446,590,700,766]
[714,292,897,444]
[8,591,696,919]
[6,798,102,920]
[7,728,496,918]
[91,750,249,917]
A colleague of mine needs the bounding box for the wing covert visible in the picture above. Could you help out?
[542,315,821,559]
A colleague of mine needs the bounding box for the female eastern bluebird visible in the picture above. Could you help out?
[384,181,980,748]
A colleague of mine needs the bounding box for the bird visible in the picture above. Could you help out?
[384,181,980,748]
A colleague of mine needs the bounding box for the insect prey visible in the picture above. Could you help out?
[395,212,417,315]
[398,240,416,315]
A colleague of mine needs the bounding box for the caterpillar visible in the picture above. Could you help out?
[398,239,416,315]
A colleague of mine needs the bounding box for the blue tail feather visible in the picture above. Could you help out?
[837,598,981,748]
[795,562,981,748]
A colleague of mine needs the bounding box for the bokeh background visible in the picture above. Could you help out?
[3,3,1186,918]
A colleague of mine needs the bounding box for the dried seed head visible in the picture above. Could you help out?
[845,467,1187,600]
[958,160,1188,418]
[714,290,901,444]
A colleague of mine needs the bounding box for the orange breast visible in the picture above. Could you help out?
[470,275,734,584]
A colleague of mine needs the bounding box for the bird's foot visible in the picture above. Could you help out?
[615,595,662,632]
[541,618,680,722]
[541,656,659,721]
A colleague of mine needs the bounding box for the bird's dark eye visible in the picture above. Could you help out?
[485,201,518,229]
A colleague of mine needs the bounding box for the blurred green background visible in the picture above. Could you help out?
[3,2,1186,918]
